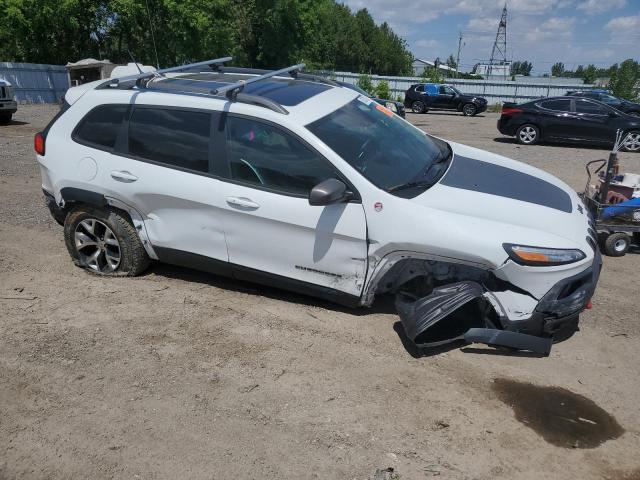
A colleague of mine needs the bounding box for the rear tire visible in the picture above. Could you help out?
[64,206,150,276]
[602,232,630,257]
[0,114,11,125]
[516,124,540,145]
[621,131,640,152]
[411,101,426,114]
[462,103,477,116]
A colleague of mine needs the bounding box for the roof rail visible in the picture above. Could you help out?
[212,63,306,99]
[100,56,233,89]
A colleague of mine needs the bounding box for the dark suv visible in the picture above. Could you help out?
[404,83,487,116]
[566,90,640,117]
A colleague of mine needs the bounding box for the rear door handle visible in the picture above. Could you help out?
[110,170,138,183]
[226,196,260,209]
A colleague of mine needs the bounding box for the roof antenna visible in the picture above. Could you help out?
[144,0,161,69]
[127,50,144,74]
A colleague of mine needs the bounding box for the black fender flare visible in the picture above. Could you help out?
[59,187,107,208]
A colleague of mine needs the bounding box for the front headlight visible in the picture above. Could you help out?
[503,244,586,266]
[385,102,398,112]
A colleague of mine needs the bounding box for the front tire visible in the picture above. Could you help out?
[602,232,630,257]
[411,101,426,114]
[462,103,477,116]
[516,124,540,145]
[64,206,149,276]
[0,114,11,125]
[621,131,640,152]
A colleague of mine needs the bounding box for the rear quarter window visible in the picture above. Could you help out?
[73,105,127,150]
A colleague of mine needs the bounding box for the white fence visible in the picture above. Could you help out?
[0,63,70,103]
[327,71,598,104]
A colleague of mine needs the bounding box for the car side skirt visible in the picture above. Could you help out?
[154,247,362,308]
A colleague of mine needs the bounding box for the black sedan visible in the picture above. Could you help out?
[338,82,405,118]
[497,96,640,152]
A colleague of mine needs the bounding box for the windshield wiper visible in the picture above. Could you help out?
[387,180,435,193]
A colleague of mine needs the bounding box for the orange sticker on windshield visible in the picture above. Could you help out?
[375,104,394,117]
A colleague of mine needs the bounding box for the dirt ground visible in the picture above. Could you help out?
[1,105,639,480]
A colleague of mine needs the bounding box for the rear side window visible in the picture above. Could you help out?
[128,107,210,173]
[415,85,424,92]
[540,99,571,112]
[74,105,127,150]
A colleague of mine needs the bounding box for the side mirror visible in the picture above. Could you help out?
[309,178,352,206]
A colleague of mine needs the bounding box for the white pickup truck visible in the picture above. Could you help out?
[0,78,18,124]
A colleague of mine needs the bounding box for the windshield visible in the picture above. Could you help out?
[600,94,622,105]
[307,97,451,196]
[342,83,372,98]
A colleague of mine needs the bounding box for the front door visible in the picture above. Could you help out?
[433,85,456,109]
[216,114,368,298]
[574,99,617,143]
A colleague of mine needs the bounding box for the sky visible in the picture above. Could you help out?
[342,0,640,75]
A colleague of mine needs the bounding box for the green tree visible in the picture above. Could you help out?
[445,53,457,71]
[582,64,598,84]
[356,74,374,95]
[0,0,414,75]
[609,59,640,100]
[374,80,390,99]
[510,60,533,76]
[551,62,565,77]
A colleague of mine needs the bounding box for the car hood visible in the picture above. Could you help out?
[410,142,590,250]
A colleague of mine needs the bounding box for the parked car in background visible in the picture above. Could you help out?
[339,81,405,117]
[497,96,640,152]
[0,78,18,124]
[566,89,640,117]
[404,83,487,116]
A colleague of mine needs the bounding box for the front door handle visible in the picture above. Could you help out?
[110,170,138,183]
[226,196,260,209]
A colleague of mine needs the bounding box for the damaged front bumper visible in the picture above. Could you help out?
[396,250,602,355]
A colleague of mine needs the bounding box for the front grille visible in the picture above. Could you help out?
[0,86,5,99]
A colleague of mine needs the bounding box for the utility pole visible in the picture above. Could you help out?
[455,32,464,79]
[488,3,508,79]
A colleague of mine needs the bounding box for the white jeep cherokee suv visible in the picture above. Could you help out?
[35,59,601,354]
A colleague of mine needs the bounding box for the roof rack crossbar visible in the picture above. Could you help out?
[212,63,306,97]
[103,56,233,88]
[213,66,339,87]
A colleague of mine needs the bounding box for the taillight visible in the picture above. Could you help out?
[34,132,45,155]
[501,107,523,116]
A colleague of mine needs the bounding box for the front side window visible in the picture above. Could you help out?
[128,107,210,173]
[307,97,451,195]
[575,99,609,115]
[440,86,455,95]
[74,105,127,150]
[225,116,337,196]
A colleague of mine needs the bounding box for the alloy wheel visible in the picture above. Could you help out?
[463,104,476,116]
[519,126,537,144]
[614,238,628,252]
[622,132,640,151]
[412,101,424,114]
[74,219,121,273]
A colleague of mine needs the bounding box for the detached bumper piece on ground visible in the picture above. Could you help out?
[396,253,601,357]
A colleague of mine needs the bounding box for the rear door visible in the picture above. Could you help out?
[433,85,456,109]
[213,114,368,298]
[100,104,229,263]
[535,98,577,139]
